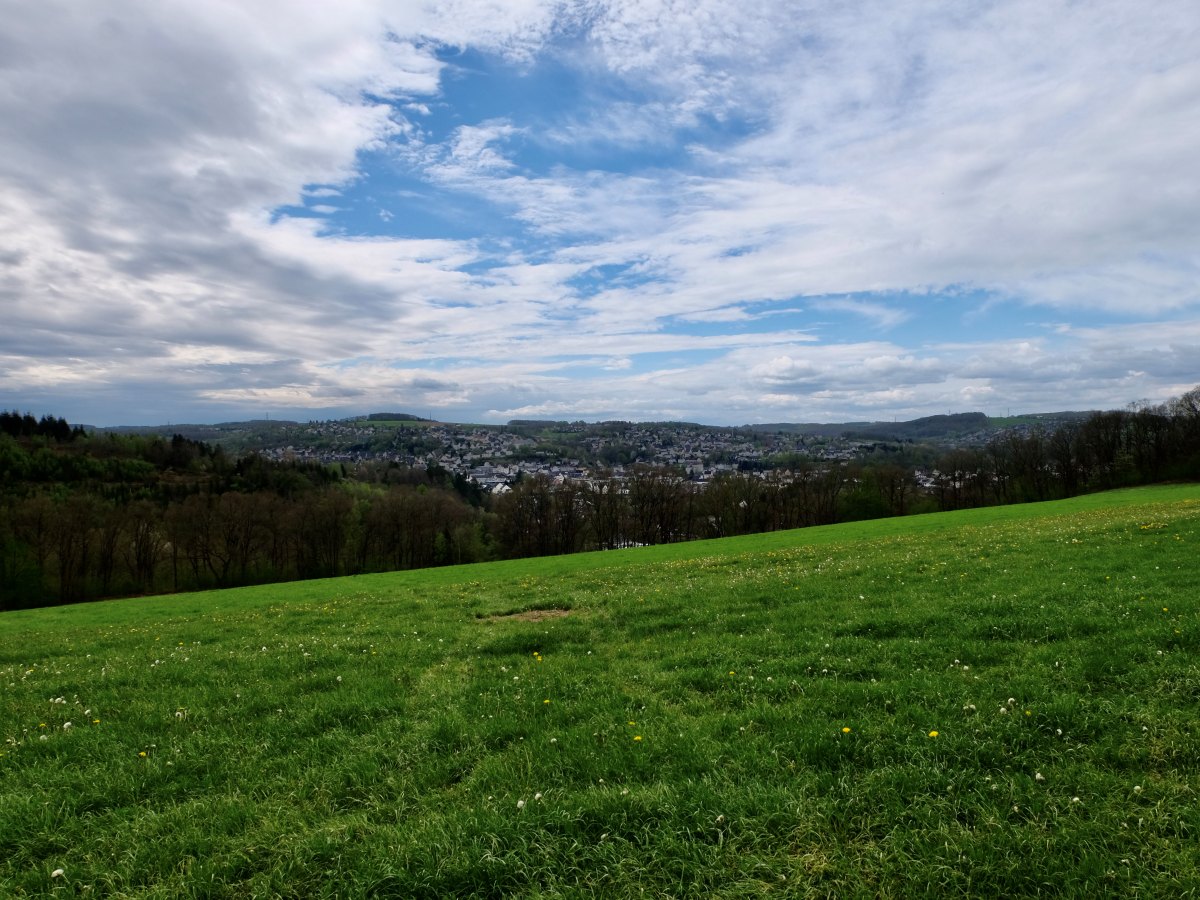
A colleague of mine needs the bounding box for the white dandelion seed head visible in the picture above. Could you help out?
[516,799,525,809]
[51,869,64,879]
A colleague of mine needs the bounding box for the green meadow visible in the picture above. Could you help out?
[2,485,1198,898]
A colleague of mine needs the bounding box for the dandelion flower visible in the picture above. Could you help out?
[842,727,852,734]
[138,751,147,758]
[543,699,551,705]
[928,730,939,738]
[633,735,643,742]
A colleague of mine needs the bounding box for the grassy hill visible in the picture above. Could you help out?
[2,486,1198,897]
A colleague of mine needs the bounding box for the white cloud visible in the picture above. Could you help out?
[1,0,1198,425]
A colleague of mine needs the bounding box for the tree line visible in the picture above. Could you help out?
[2,386,1197,611]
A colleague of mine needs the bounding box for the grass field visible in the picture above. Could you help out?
[2,485,1198,897]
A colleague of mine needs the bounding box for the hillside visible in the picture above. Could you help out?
[2,486,1198,896]
[743,410,1095,442]
[93,408,1096,457]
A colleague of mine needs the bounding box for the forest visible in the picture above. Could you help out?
[2,387,1198,611]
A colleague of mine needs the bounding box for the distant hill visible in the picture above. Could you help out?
[89,409,1105,458]
[845,412,989,440]
[364,413,435,422]
[99,419,298,438]
[743,411,1094,442]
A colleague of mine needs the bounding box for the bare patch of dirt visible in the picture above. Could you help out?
[486,608,572,622]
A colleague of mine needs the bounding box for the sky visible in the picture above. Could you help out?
[2,1,1199,427]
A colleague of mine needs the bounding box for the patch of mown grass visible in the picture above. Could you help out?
[2,485,1198,897]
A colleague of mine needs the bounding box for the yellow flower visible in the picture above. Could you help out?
[543,699,551,704]
[633,735,643,742]
[138,751,147,758]
[728,670,736,676]
[928,731,939,738]
[842,727,852,734]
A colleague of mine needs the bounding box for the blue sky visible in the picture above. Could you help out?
[2,0,1199,426]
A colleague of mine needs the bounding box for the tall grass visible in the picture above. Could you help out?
[2,485,1198,897]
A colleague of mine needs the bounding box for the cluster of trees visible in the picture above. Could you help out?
[2,387,1198,611]
[0,426,486,610]
[491,462,886,557]
[930,389,1200,510]
[0,411,85,443]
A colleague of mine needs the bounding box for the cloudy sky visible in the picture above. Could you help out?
[3,1,1199,426]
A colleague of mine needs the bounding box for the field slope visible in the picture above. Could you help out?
[2,486,1199,898]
